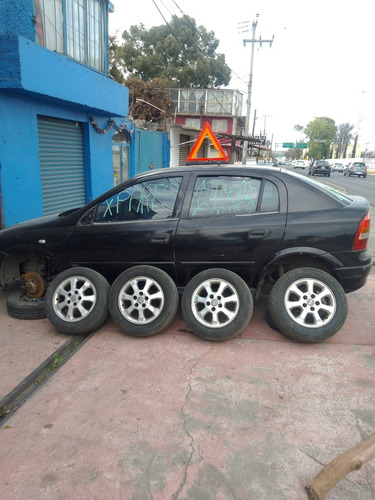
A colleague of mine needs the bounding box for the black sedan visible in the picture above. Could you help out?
[0,166,372,343]
[308,160,332,177]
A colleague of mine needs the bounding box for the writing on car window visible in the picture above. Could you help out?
[94,177,182,222]
[189,176,279,217]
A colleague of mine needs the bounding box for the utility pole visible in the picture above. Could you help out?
[263,114,271,137]
[241,15,274,164]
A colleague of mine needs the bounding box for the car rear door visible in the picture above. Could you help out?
[65,174,186,281]
[175,171,288,287]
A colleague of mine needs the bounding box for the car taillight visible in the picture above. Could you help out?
[353,213,371,250]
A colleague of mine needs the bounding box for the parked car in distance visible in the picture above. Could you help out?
[343,161,367,178]
[308,160,331,177]
[331,162,345,173]
[0,166,372,344]
[292,160,306,169]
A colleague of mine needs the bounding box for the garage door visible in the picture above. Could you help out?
[37,116,86,215]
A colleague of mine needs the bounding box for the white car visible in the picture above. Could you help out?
[331,162,345,173]
[292,160,306,169]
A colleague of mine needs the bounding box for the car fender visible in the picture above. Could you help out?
[254,246,344,288]
[0,242,64,287]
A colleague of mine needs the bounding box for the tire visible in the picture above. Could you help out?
[7,290,46,320]
[265,306,280,333]
[181,268,253,341]
[108,265,179,337]
[45,267,110,334]
[268,268,348,343]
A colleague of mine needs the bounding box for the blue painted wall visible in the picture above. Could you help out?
[130,128,170,178]
[0,1,128,228]
[0,0,34,38]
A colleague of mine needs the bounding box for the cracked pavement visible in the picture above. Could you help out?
[0,277,375,499]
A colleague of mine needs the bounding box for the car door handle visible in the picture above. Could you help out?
[151,232,170,244]
[248,229,271,239]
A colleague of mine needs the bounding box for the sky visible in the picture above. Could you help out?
[108,0,375,151]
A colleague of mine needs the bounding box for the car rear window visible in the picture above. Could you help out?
[188,176,279,217]
[295,175,354,206]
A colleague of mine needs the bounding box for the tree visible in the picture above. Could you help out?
[126,77,175,122]
[109,35,125,84]
[351,134,358,158]
[304,117,337,160]
[335,123,354,158]
[109,16,231,88]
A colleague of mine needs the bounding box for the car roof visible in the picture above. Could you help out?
[135,164,283,179]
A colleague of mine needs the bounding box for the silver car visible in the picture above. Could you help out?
[343,162,367,178]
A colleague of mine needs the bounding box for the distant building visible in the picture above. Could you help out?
[166,88,268,165]
[166,88,244,165]
[0,0,128,228]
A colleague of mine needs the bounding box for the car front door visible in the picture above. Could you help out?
[175,172,287,287]
[65,174,185,281]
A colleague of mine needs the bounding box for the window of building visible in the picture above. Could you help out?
[212,119,228,134]
[207,90,233,115]
[34,0,106,72]
[167,89,243,117]
[185,118,200,129]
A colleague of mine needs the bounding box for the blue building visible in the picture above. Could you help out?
[0,0,129,228]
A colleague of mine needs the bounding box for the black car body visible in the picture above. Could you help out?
[0,165,371,292]
[309,160,332,177]
[0,166,372,343]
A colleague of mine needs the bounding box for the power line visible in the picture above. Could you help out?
[150,0,234,114]
[170,0,248,88]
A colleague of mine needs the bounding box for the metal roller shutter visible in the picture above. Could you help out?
[37,116,86,215]
[179,134,190,166]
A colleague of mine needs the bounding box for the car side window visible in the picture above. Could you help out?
[188,176,279,218]
[93,176,182,222]
[259,180,279,212]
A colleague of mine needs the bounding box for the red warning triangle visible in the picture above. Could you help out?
[186,122,229,162]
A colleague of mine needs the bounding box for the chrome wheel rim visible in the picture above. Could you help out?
[118,276,165,325]
[191,278,239,328]
[53,276,97,322]
[284,278,336,328]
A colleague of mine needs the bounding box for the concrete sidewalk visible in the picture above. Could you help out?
[0,275,375,500]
